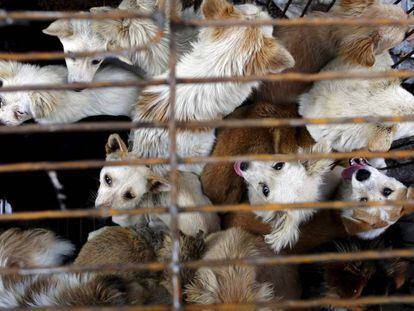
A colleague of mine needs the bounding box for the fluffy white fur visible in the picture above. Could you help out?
[299,52,414,152]
[337,160,408,239]
[234,144,333,253]
[95,134,220,236]
[43,0,198,82]
[131,0,294,174]
[0,61,140,125]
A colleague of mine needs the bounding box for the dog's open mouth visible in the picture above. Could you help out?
[234,161,243,177]
[341,158,371,181]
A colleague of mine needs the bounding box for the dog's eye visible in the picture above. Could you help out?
[92,59,101,66]
[383,188,393,197]
[0,80,3,87]
[360,197,368,202]
[104,174,112,186]
[262,184,270,197]
[272,162,285,170]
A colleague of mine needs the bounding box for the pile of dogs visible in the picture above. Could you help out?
[1,0,414,308]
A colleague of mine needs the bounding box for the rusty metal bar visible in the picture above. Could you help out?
[8,295,414,310]
[0,10,155,21]
[1,248,413,276]
[2,115,414,135]
[0,198,413,222]
[2,70,414,93]
[0,30,164,61]
[2,149,414,173]
[180,16,414,27]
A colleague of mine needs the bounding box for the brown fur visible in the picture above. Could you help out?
[185,228,301,308]
[367,124,397,152]
[155,231,206,296]
[201,102,314,230]
[253,0,407,103]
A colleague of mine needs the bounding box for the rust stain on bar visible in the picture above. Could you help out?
[1,115,414,135]
[1,70,414,92]
[1,150,414,173]
[0,249,413,276]
[0,199,413,221]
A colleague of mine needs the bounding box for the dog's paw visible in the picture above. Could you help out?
[264,226,299,253]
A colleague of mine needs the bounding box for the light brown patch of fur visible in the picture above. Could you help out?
[202,0,236,19]
[30,91,59,119]
[367,124,397,152]
[340,33,379,67]
[185,228,300,308]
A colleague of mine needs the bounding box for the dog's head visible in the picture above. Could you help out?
[331,0,408,66]
[339,158,408,239]
[0,61,63,125]
[201,0,294,76]
[43,19,107,83]
[95,134,171,213]
[234,143,332,222]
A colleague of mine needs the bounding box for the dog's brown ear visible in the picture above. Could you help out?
[105,134,128,157]
[245,38,295,76]
[338,0,376,15]
[340,32,379,67]
[43,20,73,38]
[367,124,396,152]
[202,0,234,19]
[147,175,171,193]
[402,186,414,216]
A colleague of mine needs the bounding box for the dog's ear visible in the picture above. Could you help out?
[105,134,128,158]
[202,0,234,19]
[339,32,380,67]
[245,38,295,76]
[29,91,57,119]
[147,175,171,193]
[367,124,396,152]
[402,186,414,216]
[43,20,74,38]
[337,0,376,15]
[302,141,333,177]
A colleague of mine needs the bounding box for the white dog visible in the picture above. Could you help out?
[299,52,414,152]
[337,158,411,239]
[95,134,220,236]
[130,0,295,174]
[0,61,140,125]
[233,144,333,253]
[43,0,198,82]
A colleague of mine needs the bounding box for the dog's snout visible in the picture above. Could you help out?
[240,162,249,171]
[356,169,371,182]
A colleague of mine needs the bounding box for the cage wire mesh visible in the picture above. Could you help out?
[1,0,414,309]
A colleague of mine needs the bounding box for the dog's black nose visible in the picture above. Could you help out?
[356,169,371,182]
[240,162,248,171]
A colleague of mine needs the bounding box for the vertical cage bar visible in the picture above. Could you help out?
[167,0,183,309]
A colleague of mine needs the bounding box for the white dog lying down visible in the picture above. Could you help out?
[233,144,333,253]
[299,52,414,152]
[43,0,198,82]
[95,134,220,236]
[337,158,413,239]
[0,61,140,125]
[130,0,294,174]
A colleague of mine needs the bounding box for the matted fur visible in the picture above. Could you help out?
[185,228,300,308]
[95,134,220,236]
[299,53,414,152]
[0,61,140,125]
[130,0,294,174]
